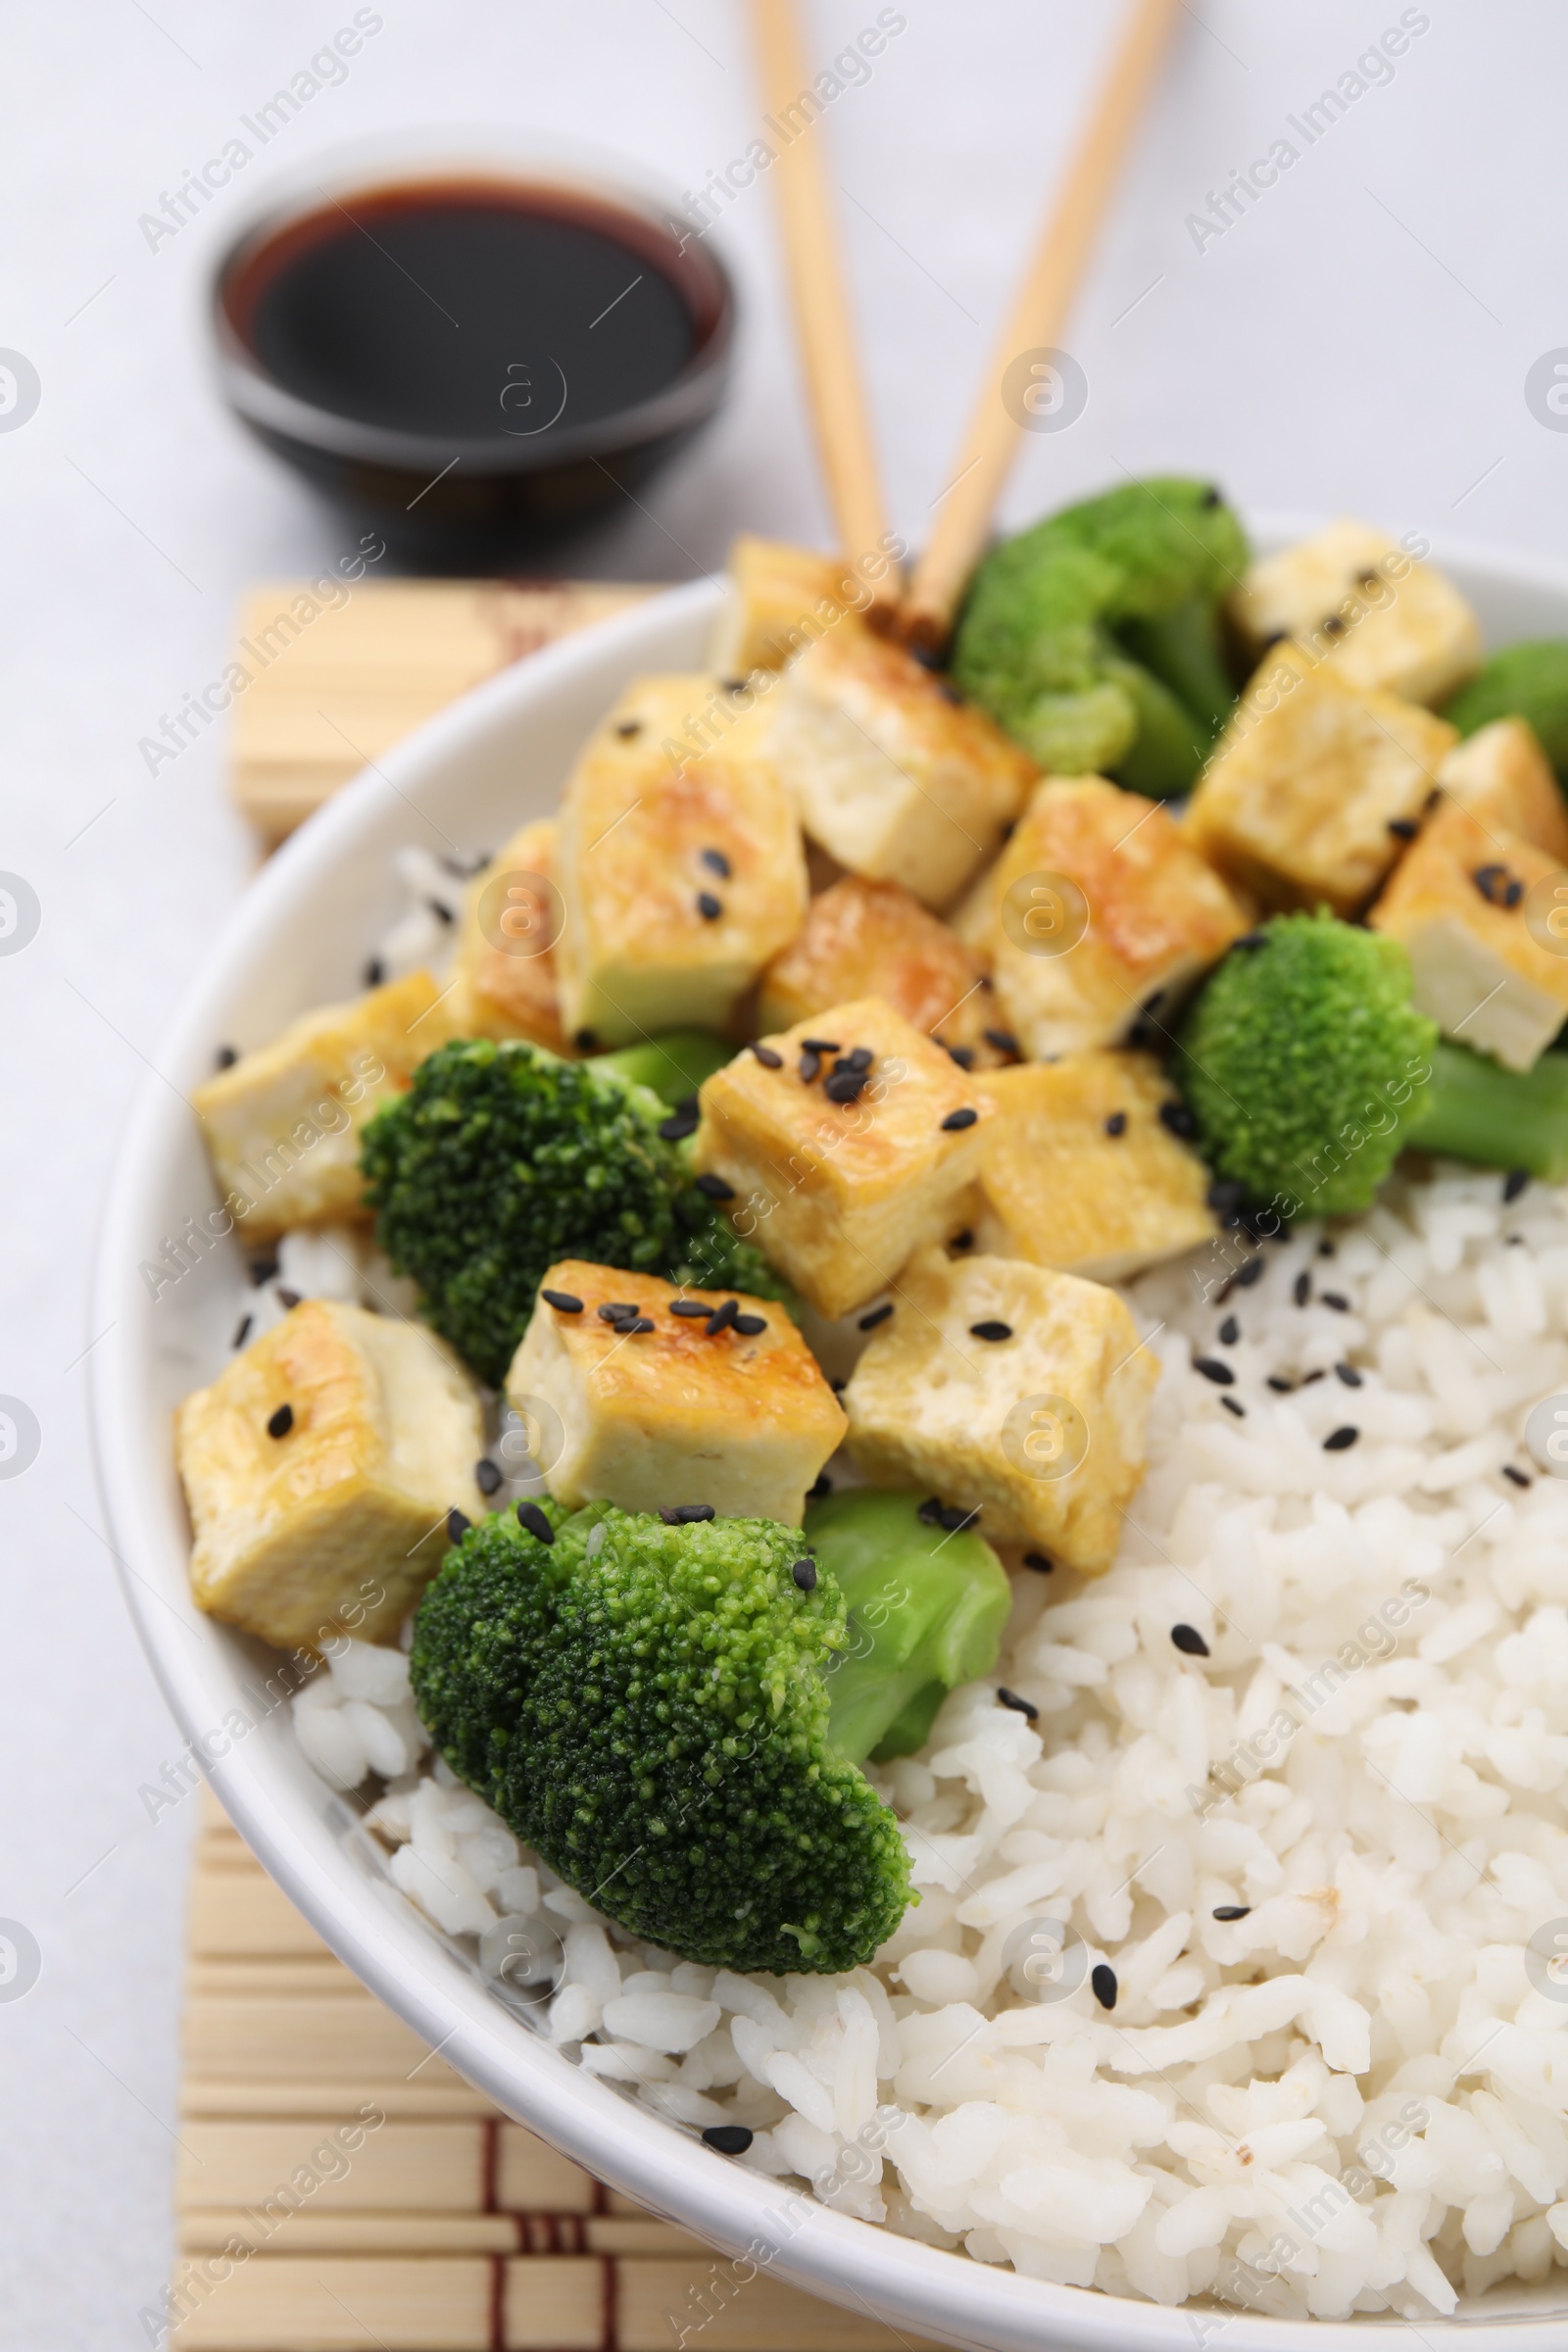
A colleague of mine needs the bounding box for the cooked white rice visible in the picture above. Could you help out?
[290,1160,1568,2322]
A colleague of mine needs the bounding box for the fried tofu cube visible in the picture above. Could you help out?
[1186,645,1458,915]
[982,776,1250,1057]
[175,1299,484,1648]
[506,1260,844,1527]
[1369,803,1568,1071]
[843,1248,1156,1573]
[554,675,808,1046]
[710,535,878,676]
[692,998,995,1320]
[193,972,452,1242]
[1437,720,1568,860]
[768,626,1036,909]
[1230,519,1482,707]
[758,876,1005,1063]
[976,1053,1219,1281]
[449,816,570,1053]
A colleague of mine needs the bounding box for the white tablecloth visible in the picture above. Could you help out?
[4,1,1566,2335]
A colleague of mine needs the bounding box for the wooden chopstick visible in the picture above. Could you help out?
[900,0,1181,655]
[750,0,903,612]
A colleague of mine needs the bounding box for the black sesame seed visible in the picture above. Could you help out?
[1220,1395,1246,1417]
[1200,485,1221,508]
[1022,1550,1054,1574]
[1091,1964,1118,2011]
[670,1298,711,1316]
[702,2125,754,2155]
[983,1028,1020,1055]
[700,847,732,878]
[732,1313,766,1336]
[1218,1316,1239,1347]
[1318,1240,1336,1257]
[1355,567,1380,588]
[276,1287,302,1309]
[799,1049,821,1084]
[751,1042,784,1068]
[722,677,747,695]
[945,1044,976,1070]
[622,1317,657,1335]
[694,1173,734,1200]
[1322,614,1347,637]
[939,1504,979,1534]
[574,1028,600,1053]
[1387,817,1418,840]
[916,1496,943,1526]
[1105,1111,1128,1138]
[1266,1375,1294,1393]
[216,1044,238,1069]
[697,892,723,921]
[1159,1100,1198,1140]
[598,1302,640,1323]
[706,1298,741,1336]
[363,956,385,987]
[807,1471,833,1499]
[970,1320,1012,1343]
[1299,1368,1326,1385]
[941,1107,978,1132]
[1212,1904,1250,1922]
[426,896,455,926]
[830,1377,846,1393]
[1236,1256,1265,1289]
[1171,1624,1210,1657]
[447,1508,471,1542]
[1335,1362,1363,1388]
[231,1313,252,1348]
[1193,1357,1235,1386]
[1323,1426,1359,1451]
[615,719,642,739]
[1503,1463,1532,1488]
[516,1500,555,1544]
[997,1687,1039,1721]
[250,1256,279,1287]
[824,1068,869,1102]
[1232,932,1266,953]
[858,1302,894,1331]
[1294,1271,1311,1306]
[950,1228,974,1250]
[1320,1291,1349,1311]
[542,1290,584,1314]
[1503,1168,1530,1203]
[792,1558,817,1592]
[802,1038,841,1054]
[1424,787,1442,810]
[267,1403,293,1439]
[659,1109,700,1141]
[1472,861,1523,908]
[660,1503,715,1524]
[475,1457,502,1495]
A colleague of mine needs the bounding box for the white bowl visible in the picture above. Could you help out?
[91,527,1568,2351]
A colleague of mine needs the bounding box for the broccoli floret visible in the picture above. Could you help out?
[1443,642,1568,785]
[411,1500,912,1974]
[952,478,1249,796]
[360,1038,784,1386]
[1174,912,1568,1219]
[806,1491,1012,1764]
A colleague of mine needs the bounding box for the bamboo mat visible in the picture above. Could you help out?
[173,1787,932,2351]
[230,578,661,845]
[189,578,937,2351]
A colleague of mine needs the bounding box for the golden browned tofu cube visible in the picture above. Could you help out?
[193,972,452,1242]
[554,676,808,1046]
[843,1248,1157,1573]
[692,998,995,1320]
[175,1300,484,1648]
[506,1260,845,1527]
[768,626,1036,909]
[1230,519,1482,707]
[758,876,1006,1064]
[710,535,886,675]
[1186,645,1457,915]
[449,816,569,1053]
[1437,720,1568,860]
[976,1053,1219,1281]
[1370,803,1568,1071]
[981,776,1250,1058]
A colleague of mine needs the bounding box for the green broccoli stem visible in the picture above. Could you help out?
[588,1030,734,1106]
[805,1491,1012,1764]
[1405,1040,1568,1182]
[1117,594,1237,737]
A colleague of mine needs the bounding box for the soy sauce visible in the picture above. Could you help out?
[228,180,709,441]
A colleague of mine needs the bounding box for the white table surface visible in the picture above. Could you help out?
[6,1,1568,2337]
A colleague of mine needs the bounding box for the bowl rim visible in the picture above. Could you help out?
[89,525,1568,2352]
[209,141,736,473]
